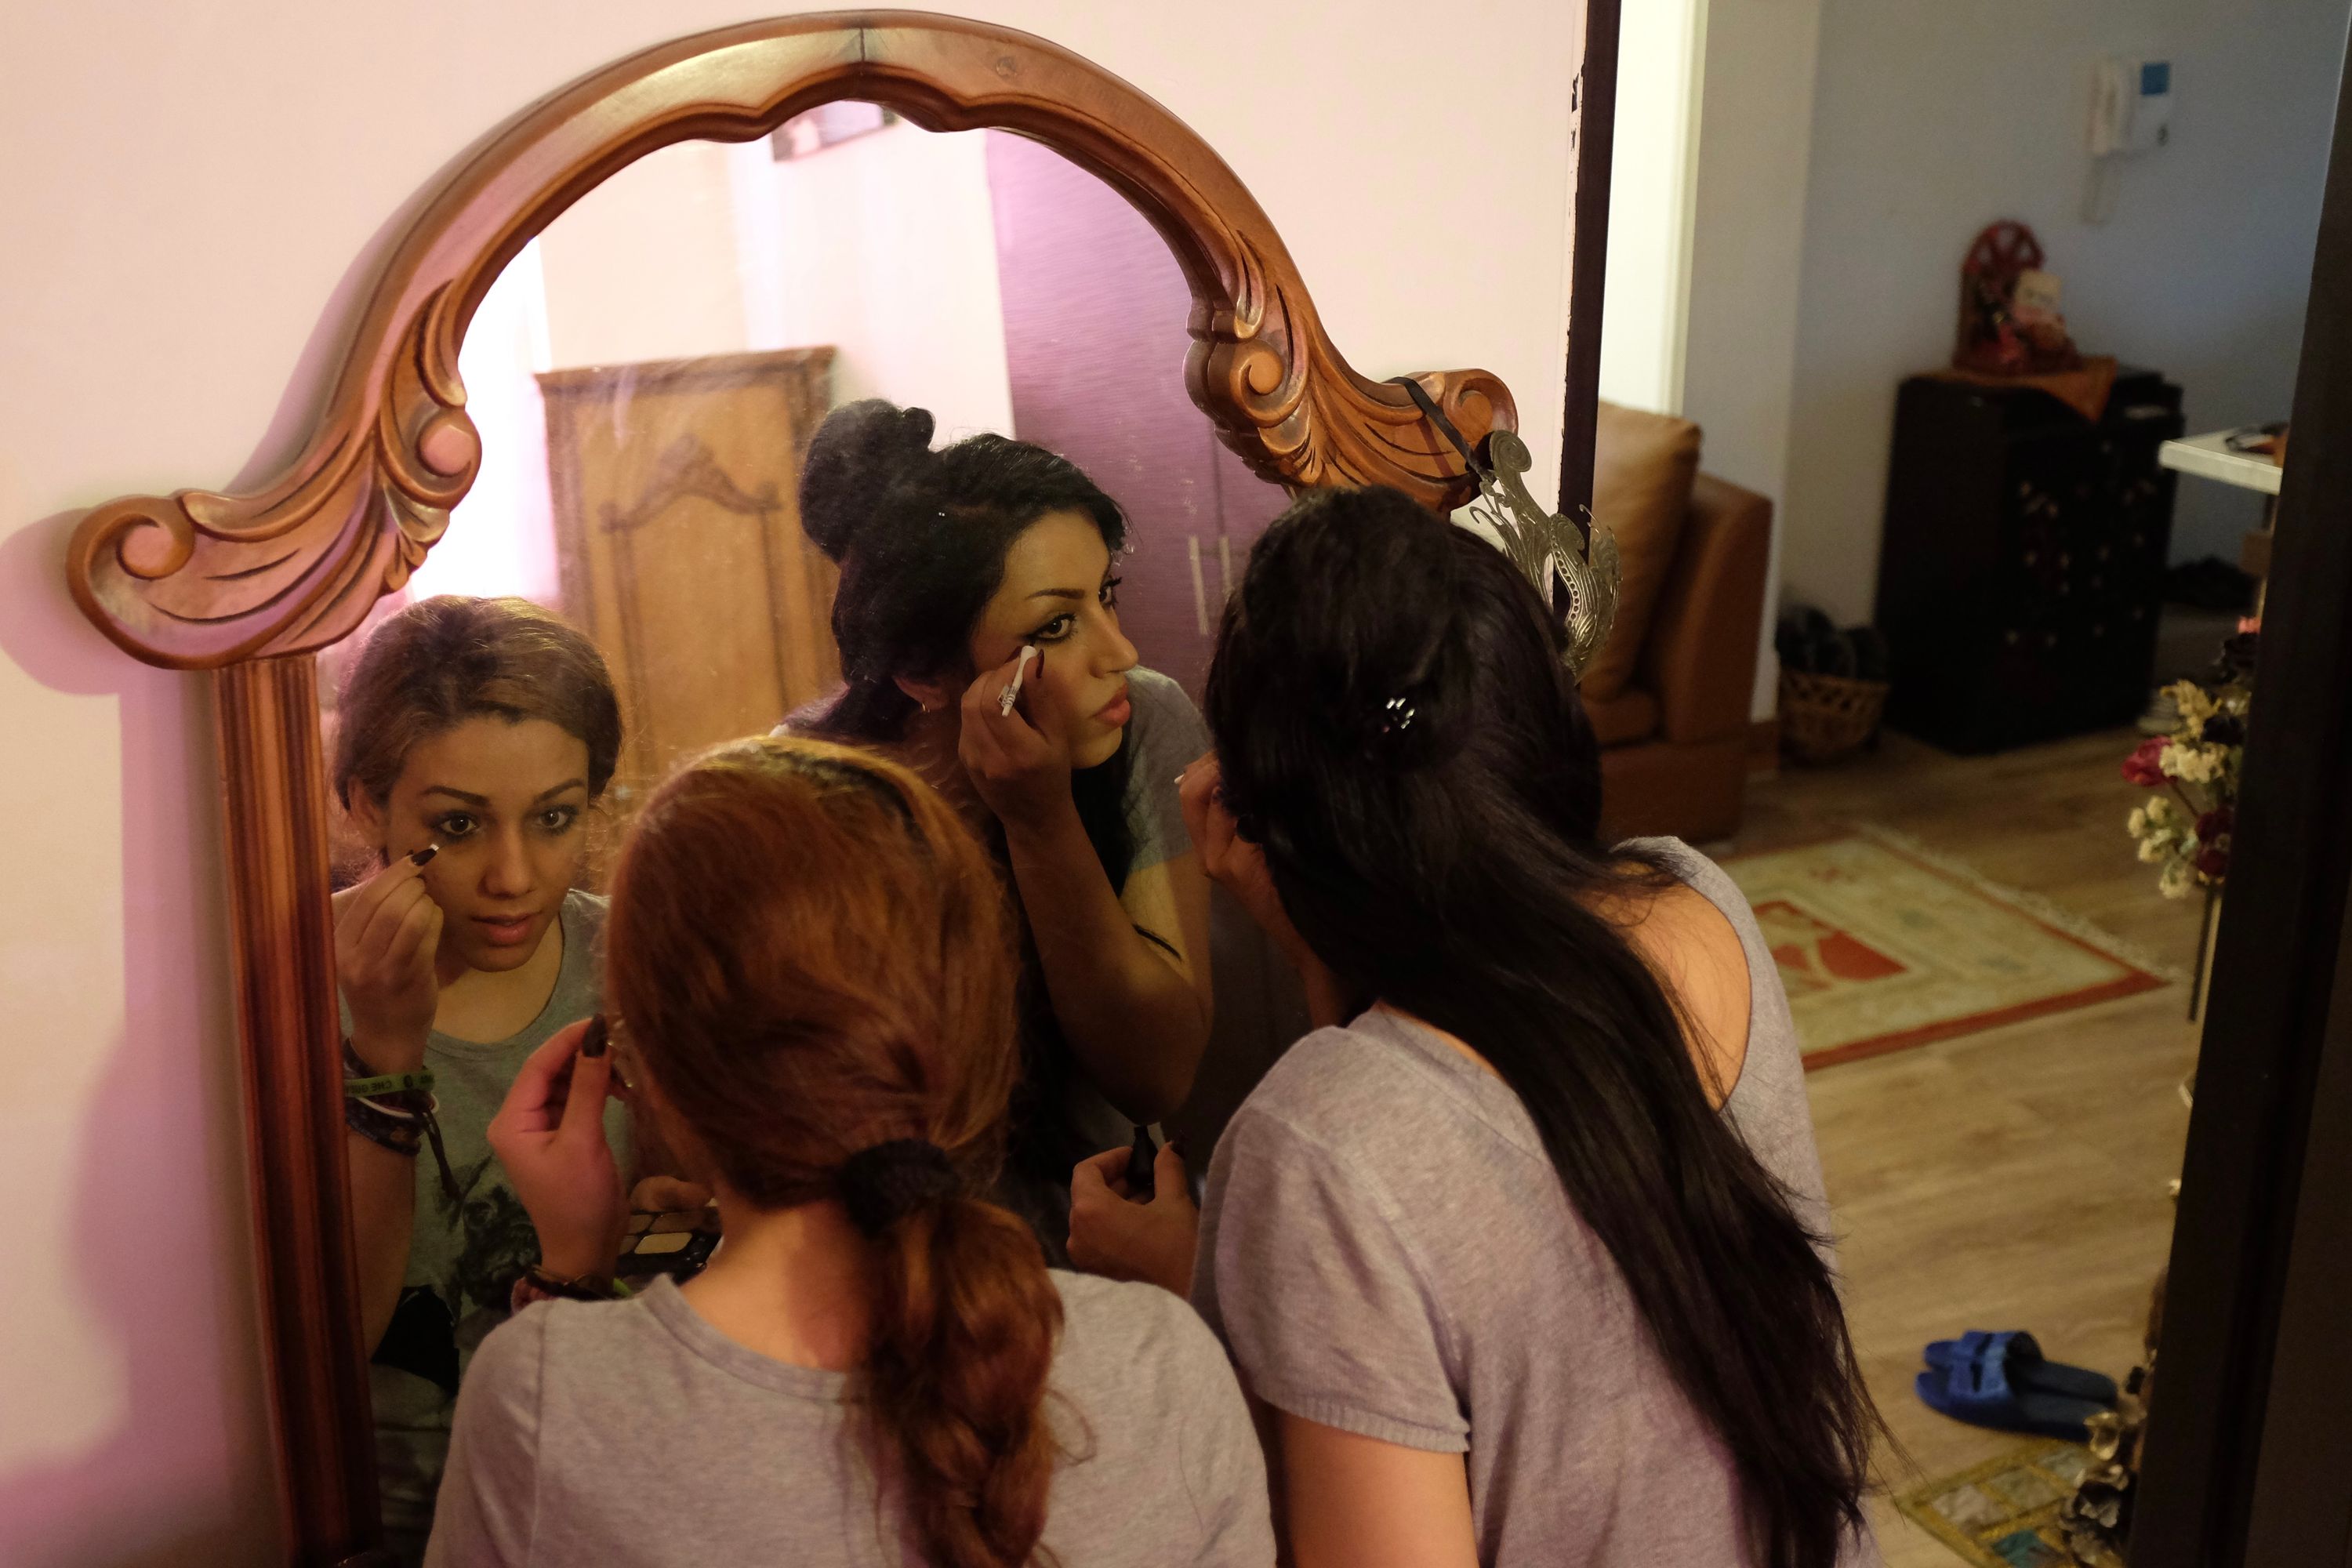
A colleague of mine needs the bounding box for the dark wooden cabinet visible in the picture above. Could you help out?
[1875,369,2183,753]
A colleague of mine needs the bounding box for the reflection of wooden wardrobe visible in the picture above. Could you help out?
[538,348,839,815]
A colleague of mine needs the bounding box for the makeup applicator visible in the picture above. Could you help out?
[1125,1123,1158,1200]
[997,643,1040,717]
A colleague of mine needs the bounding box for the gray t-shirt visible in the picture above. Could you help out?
[349,889,632,1559]
[1191,839,1880,1568]
[1120,665,1200,875]
[1060,667,1312,1149]
[424,1271,1275,1567]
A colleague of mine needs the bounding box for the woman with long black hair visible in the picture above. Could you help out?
[1070,486,1882,1568]
[784,400,1218,1254]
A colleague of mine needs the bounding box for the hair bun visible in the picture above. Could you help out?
[799,399,937,561]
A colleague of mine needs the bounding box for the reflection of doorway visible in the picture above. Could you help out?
[986,132,1289,700]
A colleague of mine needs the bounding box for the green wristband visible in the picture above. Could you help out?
[344,1069,435,1099]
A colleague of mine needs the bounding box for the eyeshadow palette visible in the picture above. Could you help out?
[616,1205,722,1283]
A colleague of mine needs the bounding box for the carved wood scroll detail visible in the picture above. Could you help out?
[66,11,1515,670]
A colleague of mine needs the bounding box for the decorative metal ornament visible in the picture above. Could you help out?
[1394,379,1622,678]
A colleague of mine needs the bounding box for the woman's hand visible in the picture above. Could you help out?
[1178,753,1307,966]
[334,851,445,1074]
[487,1019,626,1281]
[1067,1141,1199,1295]
[960,647,1075,831]
[1181,752,1358,1027]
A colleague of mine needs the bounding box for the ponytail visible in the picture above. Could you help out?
[604,737,1065,1567]
[866,1194,1064,1568]
[840,1139,1063,1568]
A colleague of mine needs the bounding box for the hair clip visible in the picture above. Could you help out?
[1380,695,1417,735]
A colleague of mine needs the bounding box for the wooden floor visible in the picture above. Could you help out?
[1730,729,2205,1567]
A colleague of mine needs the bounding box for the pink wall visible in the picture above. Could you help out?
[987,131,1290,699]
[0,3,1578,1561]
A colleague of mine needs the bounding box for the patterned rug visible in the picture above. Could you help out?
[1721,826,2181,1069]
[1893,1441,2091,1566]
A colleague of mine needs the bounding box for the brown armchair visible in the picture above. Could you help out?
[1588,470,1773,844]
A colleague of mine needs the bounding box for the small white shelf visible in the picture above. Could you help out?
[2159,430,2284,495]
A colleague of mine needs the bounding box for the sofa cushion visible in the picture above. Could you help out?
[1582,686,1660,748]
[1579,402,1701,701]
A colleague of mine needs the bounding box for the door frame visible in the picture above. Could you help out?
[2133,34,2352,1567]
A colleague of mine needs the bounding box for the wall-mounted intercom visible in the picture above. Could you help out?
[2091,56,2174,157]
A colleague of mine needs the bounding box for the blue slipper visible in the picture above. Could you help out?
[1915,1356,2111,1443]
[1923,1330,2118,1407]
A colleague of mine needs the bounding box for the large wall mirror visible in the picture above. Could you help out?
[61,13,1568,1564]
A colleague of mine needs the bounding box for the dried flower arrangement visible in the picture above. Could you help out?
[2122,633,2255,898]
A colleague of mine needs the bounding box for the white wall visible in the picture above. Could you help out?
[1599,0,1708,416]
[1682,0,1827,718]
[735,120,1018,439]
[1598,0,1826,719]
[0,3,1580,1562]
[539,140,752,369]
[1782,0,2348,628]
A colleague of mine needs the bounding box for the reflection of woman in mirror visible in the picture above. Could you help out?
[1070,491,1879,1568]
[786,400,1214,1254]
[430,737,1272,1566]
[330,595,632,1563]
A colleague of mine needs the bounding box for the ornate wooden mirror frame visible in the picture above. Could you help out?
[61,11,1594,1563]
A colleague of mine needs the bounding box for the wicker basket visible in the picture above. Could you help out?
[1779,670,1889,764]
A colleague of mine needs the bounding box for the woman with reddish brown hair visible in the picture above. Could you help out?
[427,736,1271,1568]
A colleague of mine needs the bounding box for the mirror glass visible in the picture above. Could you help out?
[314,109,1292,1559]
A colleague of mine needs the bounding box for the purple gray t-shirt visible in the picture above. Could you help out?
[1192,838,1881,1567]
[426,1269,1273,1566]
